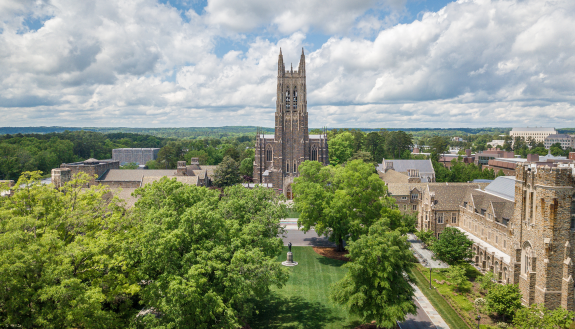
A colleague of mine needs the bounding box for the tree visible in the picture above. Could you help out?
[430,227,473,265]
[328,131,354,164]
[429,136,450,159]
[330,220,416,328]
[350,150,374,164]
[364,131,386,163]
[513,304,575,329]
[213,155,242,187]
[415,229,437,247]
[0,171,138,328]
[385,131,413,159]
[131,181,289,328]
[446,265,470,292]
[294,160,387,251]
[120,162,139,169]
[486,284,522,321]
[480,271,496,291]
[239,156,254,177]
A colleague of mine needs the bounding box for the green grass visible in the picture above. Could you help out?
[285,209,300,218]
[249,246,364,329]
[411,266,471,329]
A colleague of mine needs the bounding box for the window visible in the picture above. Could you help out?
[481,209,486,216]
[437,213,444,224]
[404,205,407,210]
[266,146,272,162]
[311,147,318,161]
[504,240,507,248]
[411,193,418,199]
[286,161,290,173]
[496,235,499,244]
[293,162,297,173]
[412,205,417,211]
[463,201,468,208]
[452,213,457,224]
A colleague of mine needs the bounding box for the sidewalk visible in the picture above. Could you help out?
[411,284,450,329]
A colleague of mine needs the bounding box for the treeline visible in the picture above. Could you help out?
[0,172,288,328]
[433,158,505,182]
[0,131,168,180]
[326,129,415,165]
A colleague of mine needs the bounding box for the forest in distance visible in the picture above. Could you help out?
[1,126,573,183]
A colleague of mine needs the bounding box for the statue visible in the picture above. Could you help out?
[282,241,298,266]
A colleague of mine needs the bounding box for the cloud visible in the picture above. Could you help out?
[1,0,575,128]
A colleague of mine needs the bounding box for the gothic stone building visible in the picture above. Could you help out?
[418,165,575,311]
[253,49,328,198]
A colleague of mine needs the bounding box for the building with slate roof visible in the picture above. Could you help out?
[377,158,435,183]
[417,165,575,312]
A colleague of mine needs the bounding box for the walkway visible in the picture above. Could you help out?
[399,284,450,329]
[280,219,335,247]
[407,233,449,269]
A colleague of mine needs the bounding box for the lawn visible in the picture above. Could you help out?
[249,246,365,329]
[286,208,300,218]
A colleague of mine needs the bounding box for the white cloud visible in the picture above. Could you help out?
[1,0,575,128]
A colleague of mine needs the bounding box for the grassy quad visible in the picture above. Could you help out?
[249,246,365,329]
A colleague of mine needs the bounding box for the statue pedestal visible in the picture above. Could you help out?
[282,251,298,266]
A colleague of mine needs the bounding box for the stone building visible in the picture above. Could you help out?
[386,183,427,215]
[253,49,329,198]
[58,158,120,185]
[417,166,575,311]
[112,148,160,165]
[544,134,575,150]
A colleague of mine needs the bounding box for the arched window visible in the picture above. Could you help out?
[311,146,317,161]
[286,160,290,173]
[293,87,297,108]
[521,242,533,274]
[266,145,272,162]
[294,162,297,173]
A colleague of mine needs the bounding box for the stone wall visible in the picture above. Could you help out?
[112,148,160,165]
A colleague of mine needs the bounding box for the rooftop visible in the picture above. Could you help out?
[483,176,516,201]
[511,127,556,132]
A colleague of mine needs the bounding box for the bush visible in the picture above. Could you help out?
[486,284,522,320]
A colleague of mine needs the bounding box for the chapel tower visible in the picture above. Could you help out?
[253,49,328,198]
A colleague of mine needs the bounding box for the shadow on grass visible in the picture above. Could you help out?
[249,292,345,329]
[317,256,347,267]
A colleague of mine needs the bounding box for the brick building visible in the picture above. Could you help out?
[253,49,329,198]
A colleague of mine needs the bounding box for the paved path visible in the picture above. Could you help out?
[399,298,436,329]
[280,219,335,247]
[403,284,450,329]
[407,233,449,269]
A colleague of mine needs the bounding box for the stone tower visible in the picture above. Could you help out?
[509,164,575,310]
[253,49,329,198]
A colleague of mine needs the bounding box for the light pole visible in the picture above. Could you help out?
[476,314,481,329]
[429,265,432,289]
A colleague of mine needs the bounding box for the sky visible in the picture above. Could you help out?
[0,0,574,128]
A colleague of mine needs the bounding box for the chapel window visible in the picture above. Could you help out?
[293,162,297,173]
[286,161,290,173]
[266,146,272,162]
[311,147,317,161]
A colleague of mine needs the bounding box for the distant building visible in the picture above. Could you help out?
[378,159,435,183]
[475,149,515,166]
[438,149,474,168]
[58,158,120,185]
[488,140,506,148]
[510,127,557,145]
[452,137,466,142]
[544,134,575,149]
[112,148,160,165]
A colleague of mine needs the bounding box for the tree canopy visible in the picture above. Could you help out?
[330,220,416,327]
[430,227,473,265]
[293,160,389,251]
[213,156,242,187]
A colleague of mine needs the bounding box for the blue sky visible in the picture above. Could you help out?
[1,0,575,128]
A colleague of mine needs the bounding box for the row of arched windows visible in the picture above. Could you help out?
[265,145,319,162]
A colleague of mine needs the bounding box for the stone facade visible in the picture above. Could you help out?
[58,159,120,185]
[253,49,328,198]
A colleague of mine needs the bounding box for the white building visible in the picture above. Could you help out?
[510,127,556,145]
[488,140,505,148]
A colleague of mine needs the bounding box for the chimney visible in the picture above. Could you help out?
[465,149,472,157]
[527,154,540,162]
[177,161,187,176]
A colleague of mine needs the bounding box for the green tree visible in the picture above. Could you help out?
[415,229,437,247]
[430,227,473,265]
[429,136,450,161]
[0,171,138,328]
[480,271,496,291]
[330,220,416,328]
[239,156,254,177]
[364,131,386,163]
[328,131,354,164]
[294,160,387,251]
[513,304,575,329]
[486,284,522,321]
[385,131,413,159]
[131,181,288,328]
[213,155,242,187]
[446,265,470,292]
[350,150,374,163]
